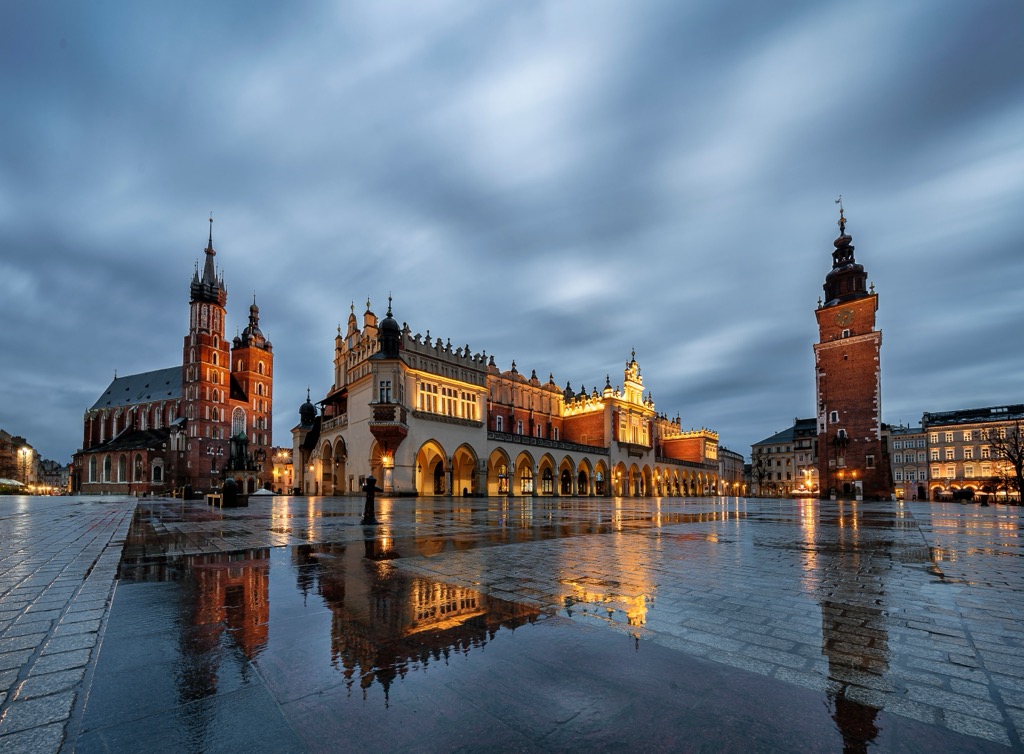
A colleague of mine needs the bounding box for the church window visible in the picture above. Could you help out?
[256,383,264,396]
[213,335,219,348]
[152,462,163,482]
[232,407,246,436]
[117,454,127,482]
[212,353,218,366]
[258,361,265,375]
[190,348,195,363]
[103,456,111,482]
[89,457,97,483]
[133,454,144,482]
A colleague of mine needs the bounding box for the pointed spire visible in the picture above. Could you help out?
[386,294,393,317]
[208,213,214,250]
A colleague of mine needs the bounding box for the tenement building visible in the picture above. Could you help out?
[73,220,274,495]
[919,404,1024,502]
[814,208,891,499]
[293,299,719,497]
[751,418,817,497]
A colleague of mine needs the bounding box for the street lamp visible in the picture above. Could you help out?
[19,447,31,485]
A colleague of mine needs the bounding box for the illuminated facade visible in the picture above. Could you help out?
[751,418,817,497]
[919,405,1024,502]
[293,299,719,497]
[74,220,274,496]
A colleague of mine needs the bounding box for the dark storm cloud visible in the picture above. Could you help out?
[1,1,1022,464]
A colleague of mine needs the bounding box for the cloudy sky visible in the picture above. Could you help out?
[2,1,1022,465]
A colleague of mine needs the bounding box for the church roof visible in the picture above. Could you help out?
[80,427,173,454]
[90,366,181,410]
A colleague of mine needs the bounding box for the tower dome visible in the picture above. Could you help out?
[378,296,401,358]
[299,388,316,426]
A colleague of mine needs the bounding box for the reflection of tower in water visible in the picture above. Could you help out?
[296,542,539,702]
[817,502,889,753]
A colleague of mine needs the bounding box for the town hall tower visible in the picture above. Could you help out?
[814,207,890,499]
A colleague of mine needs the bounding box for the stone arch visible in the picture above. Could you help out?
[514,451,536,496]
[613,462,628,496]
[452,443,479,497]
[333,437,348,494]
[415,440,448,496]
[558,456,576,496]
[487,448,512,496]
[320,440,336,495]
[642,465,653,497]
[594,459,609,496]
[577,457,593,496]
[537,453,557,495]
[151,459,164,483]
[629,464,642,497]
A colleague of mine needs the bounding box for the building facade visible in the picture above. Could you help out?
[717,446,746,496]
[920,405,1024,502]
[293,299,719,498]
[886,425,928,501]
[814,209,891,500]
[73,220,274,496]
[751,418,817,497]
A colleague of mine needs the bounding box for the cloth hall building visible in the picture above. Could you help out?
[293,300,719,498]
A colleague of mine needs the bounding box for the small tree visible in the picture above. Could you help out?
[986,420,1024,503]
[751,451,771,497]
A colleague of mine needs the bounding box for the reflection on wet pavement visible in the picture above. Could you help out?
[73,495,1023,752]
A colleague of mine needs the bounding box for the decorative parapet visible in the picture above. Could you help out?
[656,456,717,471]
[411,410,483,429]
[487,430,609,456]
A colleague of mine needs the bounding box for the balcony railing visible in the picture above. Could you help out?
[322,414,348,432]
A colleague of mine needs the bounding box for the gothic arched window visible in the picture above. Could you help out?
[232,407,246,436]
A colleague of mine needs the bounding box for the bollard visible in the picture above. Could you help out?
[361,475,384,525]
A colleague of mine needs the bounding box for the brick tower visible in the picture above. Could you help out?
[814,206,890,500]
[182,217,232,491]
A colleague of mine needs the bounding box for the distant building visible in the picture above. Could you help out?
[814,209,891,500]
[920,405,1024,502]
[717,446,746,496]
[751,418,817,497]
[0,430,36,486]
[73,220,274,496]
[293,299,720,497]
[269,446,293,495]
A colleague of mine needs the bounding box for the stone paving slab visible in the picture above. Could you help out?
[0,497,136,753]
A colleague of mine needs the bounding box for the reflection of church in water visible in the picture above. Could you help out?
[293,543,539,699]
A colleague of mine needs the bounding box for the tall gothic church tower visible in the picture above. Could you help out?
[814,207,890,500]
[182,218,231,491]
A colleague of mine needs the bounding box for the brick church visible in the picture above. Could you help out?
[73,219,274,496]
[814,207,892,500]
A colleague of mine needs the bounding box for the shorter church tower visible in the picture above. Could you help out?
[814,206,890,499]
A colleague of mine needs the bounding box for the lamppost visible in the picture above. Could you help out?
[19,447,31,486]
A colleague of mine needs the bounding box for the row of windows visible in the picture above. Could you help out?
[492,415,559,440]
[87,454,164,484]
[929,464,995,479]
[891,439,926,449]
[892,452,927,463]
[927,446,992,461]
[416,381,478,420]
[929,428,1006,443]
[894,470,927,482]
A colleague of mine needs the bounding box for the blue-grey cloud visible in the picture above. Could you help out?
[1,0,1023,465]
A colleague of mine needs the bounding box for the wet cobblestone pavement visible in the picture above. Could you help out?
[1,494,1023,751]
